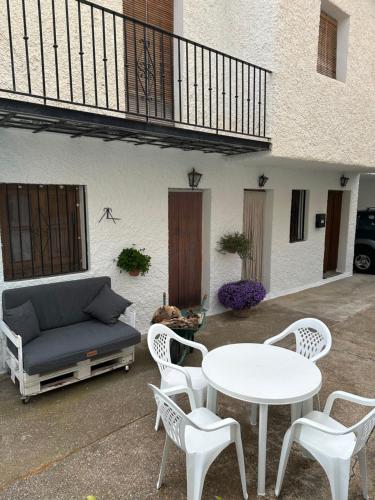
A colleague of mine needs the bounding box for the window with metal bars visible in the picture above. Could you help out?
[290,190,307,243]
[0,184,88,281]
[317,11,337,79]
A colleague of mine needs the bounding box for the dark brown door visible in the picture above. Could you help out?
[123,0,174,119]
[323,190,343,273]
[169,191,202,308]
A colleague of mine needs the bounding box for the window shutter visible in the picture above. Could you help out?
[317,12,337,79]
[123,1,173,31]
[122,1,174,119]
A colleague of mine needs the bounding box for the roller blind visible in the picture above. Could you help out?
[123,0,173,31]
[122,0,174,118]
[317,11,337,79]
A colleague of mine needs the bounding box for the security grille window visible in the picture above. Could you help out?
[290,190,307,243]
[317,11,337,79]
[0,184,88,281]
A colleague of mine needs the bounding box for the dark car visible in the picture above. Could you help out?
[354,208,375,273]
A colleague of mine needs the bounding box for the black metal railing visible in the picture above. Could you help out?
[0,0,271,139]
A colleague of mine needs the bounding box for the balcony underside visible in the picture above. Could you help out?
[0,98,270,156]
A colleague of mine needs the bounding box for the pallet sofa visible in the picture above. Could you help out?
[1,277,141,403]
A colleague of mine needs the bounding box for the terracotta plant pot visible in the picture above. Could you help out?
[129,269,140,277]
[232,308,252,318]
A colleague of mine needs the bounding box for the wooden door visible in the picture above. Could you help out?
[323,190,343,273]
[123,0,174,119]
[169,191,202,308]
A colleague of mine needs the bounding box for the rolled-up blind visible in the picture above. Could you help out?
[123,1,173,32]
[122,0,174,118]
[317,12,337,79]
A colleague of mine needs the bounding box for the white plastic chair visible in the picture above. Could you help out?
[249,318,332,426]
[264,318,332,362]
[148,323,208,431]
[275,391,375,500]
[149,383,248,500]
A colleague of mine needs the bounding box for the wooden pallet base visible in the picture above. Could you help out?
[7,346,135,399]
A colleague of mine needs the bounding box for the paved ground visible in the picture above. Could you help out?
[0,274,374,500]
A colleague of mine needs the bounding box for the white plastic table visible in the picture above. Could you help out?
[202,343,322,496]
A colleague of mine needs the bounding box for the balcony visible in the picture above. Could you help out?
[0,0,271,155]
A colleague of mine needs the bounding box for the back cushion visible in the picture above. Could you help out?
[2,277,111,331]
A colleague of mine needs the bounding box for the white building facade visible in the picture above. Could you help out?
[0,0,374,371]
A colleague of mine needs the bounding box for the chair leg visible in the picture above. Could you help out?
[275,429,293,497]
[249,403,258,426]
[186,455,207,500]
[194,388,206,408]
[235,429,249,499]
[157,436,171,489]
[358,448,369,500]
[327,459,350,500]
[155,408,161,431]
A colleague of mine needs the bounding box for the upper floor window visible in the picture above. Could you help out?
[290,190,307,243]
[0,184,88,281]
[317,11,337,79]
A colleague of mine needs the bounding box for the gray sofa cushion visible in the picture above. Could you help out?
[2,277,111,331]
[83,284,132,325]
[22,319,141,375]
[3,300,40,345]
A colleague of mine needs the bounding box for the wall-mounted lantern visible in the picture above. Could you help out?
[258,174,269,188]
[340,175,350,187]
[188,168,203,190]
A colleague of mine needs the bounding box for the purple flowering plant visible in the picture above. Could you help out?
[218,280,266,310]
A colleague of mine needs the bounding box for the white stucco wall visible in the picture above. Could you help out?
[0,128,359,371]
[181,0,375,170]
[358,174,375,210]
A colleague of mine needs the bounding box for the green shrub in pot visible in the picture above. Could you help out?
[217,232,252,259]
[117,246,151,276]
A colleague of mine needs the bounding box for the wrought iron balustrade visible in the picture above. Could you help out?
[0,0,271,140]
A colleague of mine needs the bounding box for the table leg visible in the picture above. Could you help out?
[291,402,302,423]
[257,404,268,496]
[250,403,258,426]
[206,385,217,413]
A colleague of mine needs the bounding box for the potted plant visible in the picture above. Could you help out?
[116,246,151,276]
[218,280,266,316]
[217,232,251,259]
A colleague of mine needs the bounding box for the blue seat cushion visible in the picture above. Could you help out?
[22,320,141,375]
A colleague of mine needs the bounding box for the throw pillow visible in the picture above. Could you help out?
[4,300,40,345]
[83,284,132,325]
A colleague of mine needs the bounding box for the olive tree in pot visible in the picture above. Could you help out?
[217,232,251,259]
[117,246,151,277]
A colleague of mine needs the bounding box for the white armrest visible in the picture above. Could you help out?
[291,417,345,436]
[324,391,375,415]
[119,307,136,328]
[0,319,22,348]
[169,330,208,358]
[158,359,193,388]
[200,417,239,432]
[162,385,197,411]
[264,329,291,346]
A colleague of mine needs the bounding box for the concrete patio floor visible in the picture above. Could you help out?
[0,274,374,500]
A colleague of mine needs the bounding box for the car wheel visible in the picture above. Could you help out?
[354,246,375,273]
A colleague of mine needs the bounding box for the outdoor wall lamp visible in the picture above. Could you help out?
[258,174,269,188]
[340,175,350,187]
[188,168,203,190]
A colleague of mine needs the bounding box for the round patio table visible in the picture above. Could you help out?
[202,343,322,496]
